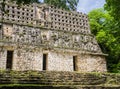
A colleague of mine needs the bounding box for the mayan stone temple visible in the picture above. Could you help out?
[0,0,107,72]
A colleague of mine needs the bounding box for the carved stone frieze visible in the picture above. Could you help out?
[0,2,102,53]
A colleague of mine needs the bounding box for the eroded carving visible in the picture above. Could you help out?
[0,2,102,53]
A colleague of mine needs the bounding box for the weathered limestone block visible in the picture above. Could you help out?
[48,51,73,71]
[3,24,13,37]
[77,54,107,72]
[0,49,7,70]
[13,49,43,71]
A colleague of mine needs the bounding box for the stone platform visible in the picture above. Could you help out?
[0,71,120,89]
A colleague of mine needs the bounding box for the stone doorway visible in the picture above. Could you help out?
[73,56,78,71]
[6,50,13,70]
[43,54,48,70]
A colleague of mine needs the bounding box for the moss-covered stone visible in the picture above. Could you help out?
[0,71,120,89]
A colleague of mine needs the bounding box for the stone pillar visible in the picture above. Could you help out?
[0,49,7,70]
[0,23,2,40]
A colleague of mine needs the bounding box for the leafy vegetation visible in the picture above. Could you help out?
[88,8,120,73]
[44,0,79,11]
[105,0,120,23]
[9,0,79,11]
[11,0,40,4]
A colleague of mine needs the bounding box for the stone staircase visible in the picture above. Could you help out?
[0,71,120,89]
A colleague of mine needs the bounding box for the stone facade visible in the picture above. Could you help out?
[0,1,107,72]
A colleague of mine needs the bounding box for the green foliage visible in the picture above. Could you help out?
[7,0,79,11]
[104,0,120,73]
[105,0,120,22]
[44,0,79,11]
[105,0,120,43]
[88,9,106,35]
[11,0,40,4]
[9,0,79,11]
[88,8,120,73]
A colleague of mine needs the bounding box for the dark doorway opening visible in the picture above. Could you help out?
[73,56,77,71]
[6,50,13,70]
[43,54,48,70]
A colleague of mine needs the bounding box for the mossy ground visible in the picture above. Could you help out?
[0,71,120,89]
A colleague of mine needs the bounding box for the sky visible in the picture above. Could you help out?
[39,0,106,14]
[77,0,106,13]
